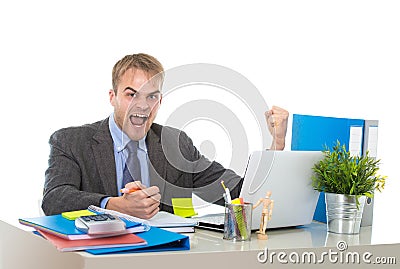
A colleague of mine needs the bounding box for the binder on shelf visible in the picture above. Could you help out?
[85,226,190,255]
[291,114,365,155]
[363,120,379,159]
[361,120,379,226]
[291,114,378,226]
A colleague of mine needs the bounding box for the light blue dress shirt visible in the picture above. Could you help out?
[100,113,150,208]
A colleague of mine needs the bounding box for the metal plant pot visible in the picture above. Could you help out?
[325,193,366,234]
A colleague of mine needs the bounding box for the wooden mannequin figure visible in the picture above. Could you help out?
[252,191,274,240]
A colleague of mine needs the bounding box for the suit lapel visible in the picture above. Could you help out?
[146,126,167,203]
[91,118,118,196]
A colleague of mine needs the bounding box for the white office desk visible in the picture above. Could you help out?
[2,220,396,269]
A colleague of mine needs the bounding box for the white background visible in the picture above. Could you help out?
[0,1,399,244]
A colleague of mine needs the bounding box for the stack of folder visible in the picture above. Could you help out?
[19,210,190,254]
[36,230,147,252]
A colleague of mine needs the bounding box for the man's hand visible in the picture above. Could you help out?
[106,181,161,219]
[265,106,289,150]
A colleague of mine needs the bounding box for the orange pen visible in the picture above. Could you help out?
[120,187,141,194]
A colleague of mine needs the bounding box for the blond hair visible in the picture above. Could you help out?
[112,53,164,92]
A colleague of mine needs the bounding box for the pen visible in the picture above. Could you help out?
[223,193,228,204]
[120,187,141,194]
[220,180,232,203]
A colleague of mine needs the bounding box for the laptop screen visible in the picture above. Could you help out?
[240,150,323,230]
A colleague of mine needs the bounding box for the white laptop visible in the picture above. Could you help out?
[194,150,323,231]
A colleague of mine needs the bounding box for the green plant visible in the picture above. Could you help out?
[311,140,386,199]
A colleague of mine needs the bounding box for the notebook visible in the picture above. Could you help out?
[194,150,323,231]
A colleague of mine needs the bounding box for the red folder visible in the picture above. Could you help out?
[37,230,146,252]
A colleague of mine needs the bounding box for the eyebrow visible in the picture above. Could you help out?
[124,87,137,93]
[124,87,160,95]
[148,90,161,95]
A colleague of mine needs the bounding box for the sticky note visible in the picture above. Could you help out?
[231,198,244,205]
[171,198,197,218]
[61,209,96,220]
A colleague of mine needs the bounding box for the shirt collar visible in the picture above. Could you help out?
[109,113,147,153]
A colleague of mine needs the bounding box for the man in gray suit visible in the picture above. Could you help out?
[42,53,289,219]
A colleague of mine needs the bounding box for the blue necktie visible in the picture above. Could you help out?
[122,141,141,188]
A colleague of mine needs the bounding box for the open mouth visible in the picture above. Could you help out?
[129,113,149,126]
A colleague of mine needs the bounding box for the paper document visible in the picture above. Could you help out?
[190,194,225,229]
[191,193,225,217]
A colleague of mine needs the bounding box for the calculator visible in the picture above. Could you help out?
[75,214,126,235]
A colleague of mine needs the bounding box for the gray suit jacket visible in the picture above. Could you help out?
[42,118,243,215]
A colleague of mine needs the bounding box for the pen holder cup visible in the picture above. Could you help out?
[223,202,252,241]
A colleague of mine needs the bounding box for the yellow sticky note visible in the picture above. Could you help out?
[171,198,197,218]
[61,209,96,220]
[231,198,244,205]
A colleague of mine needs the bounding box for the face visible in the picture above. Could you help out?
[109,68,162,141]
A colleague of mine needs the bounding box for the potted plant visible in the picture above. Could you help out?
[311,140,386,234]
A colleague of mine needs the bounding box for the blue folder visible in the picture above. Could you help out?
[85,226,190,254]
[291,114,365,223]
[19,214,146,240]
